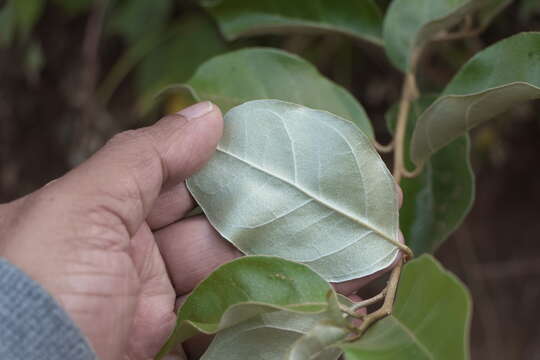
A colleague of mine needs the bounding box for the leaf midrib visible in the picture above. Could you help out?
[216,147,395,245]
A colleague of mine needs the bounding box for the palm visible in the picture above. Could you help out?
[125,222,176,359]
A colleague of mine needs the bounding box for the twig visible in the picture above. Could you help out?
[340,288,388,319]
[348,259,404,340]
[434,15,481,42]
[343,63,419,341]
[435,28,482,41]
[402,162,425,178]
[340,307,366,320]
[373,140,394,153]
[392,73,418,183]
[433,12,502,43]
[350,287,387,312]
[342,8,488,346]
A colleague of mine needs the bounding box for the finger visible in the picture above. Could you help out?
[127,223,177,359]
[155,215,242,295]
[46,102,223,237]
[147,182,195,230]
[332,230,405,295]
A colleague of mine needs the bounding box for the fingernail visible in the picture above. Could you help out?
[178,101,214,120]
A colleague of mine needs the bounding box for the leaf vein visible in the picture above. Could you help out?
[215,148,394,245]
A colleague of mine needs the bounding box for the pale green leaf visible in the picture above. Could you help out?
[411,32,540,165]
[383,0,505,72]
[201,293,352,360]
[288,323,349,360]
[387,96,474,254]
[200,311,343,360]
[187,99,399,282]
[156,256,336,359]
[184,47,374,137]
[201,0,383,45]
[341,255,472,360]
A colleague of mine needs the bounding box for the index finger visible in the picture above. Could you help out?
[147,181,196,230]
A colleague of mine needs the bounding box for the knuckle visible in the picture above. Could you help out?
[108,128,151,149]
[102,130,165,232]
[107,128,165,183]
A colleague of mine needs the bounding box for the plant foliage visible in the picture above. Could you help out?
[5,0,534,358]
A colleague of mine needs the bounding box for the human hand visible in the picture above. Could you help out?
[0,101,403,360]
[0,102,237,359]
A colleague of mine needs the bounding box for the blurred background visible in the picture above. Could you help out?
[1,0,539,358]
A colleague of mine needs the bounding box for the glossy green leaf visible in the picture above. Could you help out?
[200,311,343,360]
[342,255,472,360]
[184,47,374,137]
[383,0,504,72]
[187,100,399,282]
[388,96,474,254]
[201,0,383,45]
[108,0,172,43]
[135,14,227,112]
[157,256,336,359]
[411,32,540,165]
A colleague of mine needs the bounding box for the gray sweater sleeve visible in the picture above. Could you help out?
[0,258,96,360]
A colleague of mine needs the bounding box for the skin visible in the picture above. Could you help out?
[0,102,402,360]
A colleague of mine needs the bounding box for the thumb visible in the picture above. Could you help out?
[55,101,223,235]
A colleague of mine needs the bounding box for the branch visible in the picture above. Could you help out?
[373,140,394,153]
[434,15,481,42]
[392,73,418,183]
[348,259,404,340]
[344,68,418,341]
[350,287,387,312]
